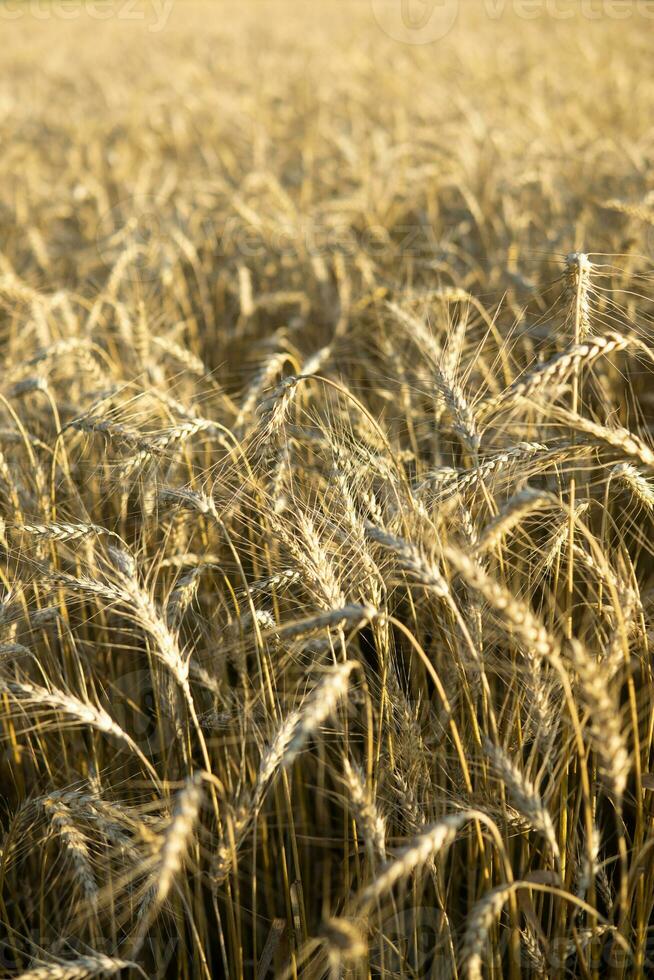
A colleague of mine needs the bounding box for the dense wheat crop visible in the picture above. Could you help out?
[2,1,654,977]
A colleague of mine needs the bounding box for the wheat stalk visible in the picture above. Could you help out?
[11,955,130,980]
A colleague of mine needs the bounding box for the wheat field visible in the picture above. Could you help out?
[2,2,654,977]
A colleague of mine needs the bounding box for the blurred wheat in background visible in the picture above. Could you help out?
[2,1,654,977]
